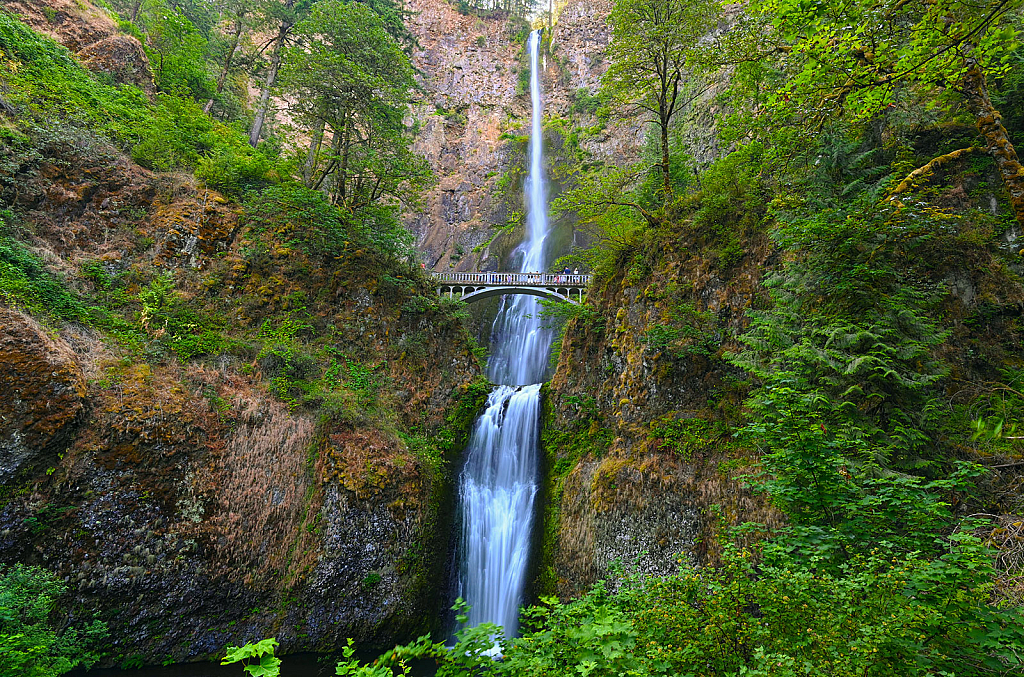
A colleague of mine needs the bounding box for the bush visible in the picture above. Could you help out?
[0,211,87,321]
[0,10,150,144]
[0,564,108,677]
[0,11,261,178]
[138,272,225,360]
[196,139,273,195]
[325,537,1024,677]
[131,93,216,170]
[242,184,356,259]
[143,7,215,99]
[133,95,265,177]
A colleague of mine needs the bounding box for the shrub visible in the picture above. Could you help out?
[325,538,1024,676]
[138,272,225,360]
[143,7,215,99]
[0,564,108,677]
[0,10,151,144]
[242,184,355,259]
[0,211,87,321]
[0,11,261,178]
[195,139,273,195]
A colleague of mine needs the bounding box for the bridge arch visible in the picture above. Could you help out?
[438,284,585,303]
[432,271,591,306]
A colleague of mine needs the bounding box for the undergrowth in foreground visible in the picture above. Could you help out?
[228,530,1024,676]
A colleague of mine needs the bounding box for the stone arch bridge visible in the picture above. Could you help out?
[431,272,592,304]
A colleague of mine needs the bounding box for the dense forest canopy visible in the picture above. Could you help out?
[0,0,1023,674]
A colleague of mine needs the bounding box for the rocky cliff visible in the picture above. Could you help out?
[538,223,783,597]
[538,151,1024,597]
[405,0,649,272]
[1,0,152,91]
[0,63,486,663]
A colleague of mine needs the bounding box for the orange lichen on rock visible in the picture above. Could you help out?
[0,305,86,482]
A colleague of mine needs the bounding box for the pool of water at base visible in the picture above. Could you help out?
[68,652,438,677]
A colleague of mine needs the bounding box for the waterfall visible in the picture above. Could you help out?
[456,29,550,640]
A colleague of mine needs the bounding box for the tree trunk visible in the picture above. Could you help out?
[204,17,244,115]
[962,63,1024,226]
[130,0,142,22]
[660,118,671,198]
[248,20,289,147]
[327,128,344,202]
[338,117,352,206]
[302,119,325,187]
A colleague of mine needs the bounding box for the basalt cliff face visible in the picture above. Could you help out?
[539,161,1024,597]
[405,0,647,272]
[0,101,484,663]
[539,228,783,598]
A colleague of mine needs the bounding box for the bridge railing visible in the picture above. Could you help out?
[431,271,593,286]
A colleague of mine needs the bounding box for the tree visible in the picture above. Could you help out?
[281,0,430,216]
[144,4,215,98]
[203,0,252,113]
[247,0,413,147]
[752,0,1024,224]
[248,0,307,147]
[603,0,722,199]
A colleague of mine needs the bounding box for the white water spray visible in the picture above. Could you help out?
[457,29,551,639]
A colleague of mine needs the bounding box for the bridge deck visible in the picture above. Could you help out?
[431,271,593,304]
[431,272,592,287]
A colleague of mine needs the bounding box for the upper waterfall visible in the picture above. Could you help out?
[485,29,552,387]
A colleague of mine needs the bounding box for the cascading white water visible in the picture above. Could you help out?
[486,28,551,388]
[458,384,541,633]
[457,29,551,639]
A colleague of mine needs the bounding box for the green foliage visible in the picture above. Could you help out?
[282,0,431,234]
[139,272,225,360]
[196,139,273,196]
[570,87,609,119]
[539,298,603,368]
[242,183,355,259]
[255,316,314,374]
[131,93,215,170]
[751,0,1019,130]
[0,564,108,677]
[688,142,768,268]
[0,212,87,321]
[334,635,436,676]
[144,6,215,99]
[242,184,412,262]
[552,163,652,277]
[641,306,717,359]
[733,202,954,468]
[222,638,281,677]
[726,200,994,557]
[0,10,150,143]
[648,415,730,459]
[333,547,1024,675]
[0,10,268,180]
[604,0,722,197]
